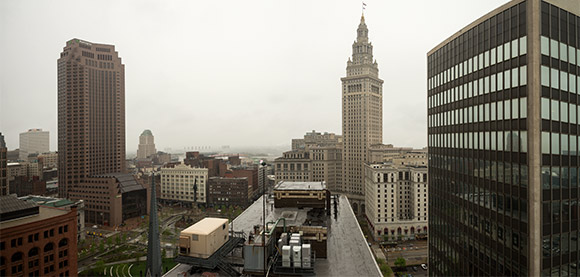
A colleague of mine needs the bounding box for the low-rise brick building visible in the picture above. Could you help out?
[0,195,78,277]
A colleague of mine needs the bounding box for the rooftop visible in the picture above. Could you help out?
[91,173,145,193]
[181,218,228,235]
[1,195,69,229]
[233,195,380,276]
[274,181,326,191]
[0,195,38,218]
[368,163,428,170]
[165,195,381,276]
[141,129,153,136]
[19,195,77,208]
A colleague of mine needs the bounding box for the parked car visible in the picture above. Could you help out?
[412,266,418,272]
[421,263,428,270]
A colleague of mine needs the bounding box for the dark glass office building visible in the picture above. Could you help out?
[427,1,580,276]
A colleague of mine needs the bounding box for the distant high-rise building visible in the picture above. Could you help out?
[19,129,49,160]
[341,15,383,212]
[0,133,7,195]
[137,129,156,159]
[428,1,580,276]
[57,38,126,198]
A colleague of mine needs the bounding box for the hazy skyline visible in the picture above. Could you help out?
[0,0,509,152]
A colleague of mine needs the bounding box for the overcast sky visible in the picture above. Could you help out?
[0,0,510,153]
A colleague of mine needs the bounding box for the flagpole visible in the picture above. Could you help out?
[362,2,366,16]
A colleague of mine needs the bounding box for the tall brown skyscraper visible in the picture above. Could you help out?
[58,38,126,198]
[341,16,383,209]
[0,132,7,195]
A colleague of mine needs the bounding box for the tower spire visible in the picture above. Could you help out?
[357,14,368,42]
[146,173,162,277]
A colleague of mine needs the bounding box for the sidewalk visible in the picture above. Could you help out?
[371,243,387,261]
[78,256,147,272]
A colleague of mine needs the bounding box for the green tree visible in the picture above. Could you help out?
[94,260,105,276]
[380,263,393,277]
[394,257,406,268]
[99,241,105,252]
[375,258,393,277]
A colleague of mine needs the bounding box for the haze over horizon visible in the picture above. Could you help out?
[0,0,510,153]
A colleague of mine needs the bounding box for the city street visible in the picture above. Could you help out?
[383,240,428,267]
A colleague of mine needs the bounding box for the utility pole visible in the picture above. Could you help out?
[260,160,267,275]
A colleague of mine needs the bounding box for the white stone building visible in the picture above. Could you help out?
[137,129,156,159]
[38,152,59,168]
[364,163,428,241]
[160,162,208,204]
[19,129,49,160]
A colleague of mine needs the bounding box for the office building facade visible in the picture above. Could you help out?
[341,16,383,211]
[364,164,428,241]
[68,173,147,226]
[0,133,7,195]
[427,1,579,275]
[19,129,49,161]
[57,38,126,198]
[137,129,156,159]
[275,131,342,192]
[207,177,251,207]
[160,163,208,204]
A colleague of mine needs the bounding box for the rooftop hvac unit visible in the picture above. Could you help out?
[282,245,292,261]
[293,260,302,268]
[280,233,288,244]
[302,244,311,261]
[292,245,302,261]
[282,260,291,268]
[290,238,300,247]
[290,245,302,268]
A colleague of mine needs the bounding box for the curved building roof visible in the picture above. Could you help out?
[141,129,153,136]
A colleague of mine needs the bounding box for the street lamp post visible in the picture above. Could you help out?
[260,160,267,275]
